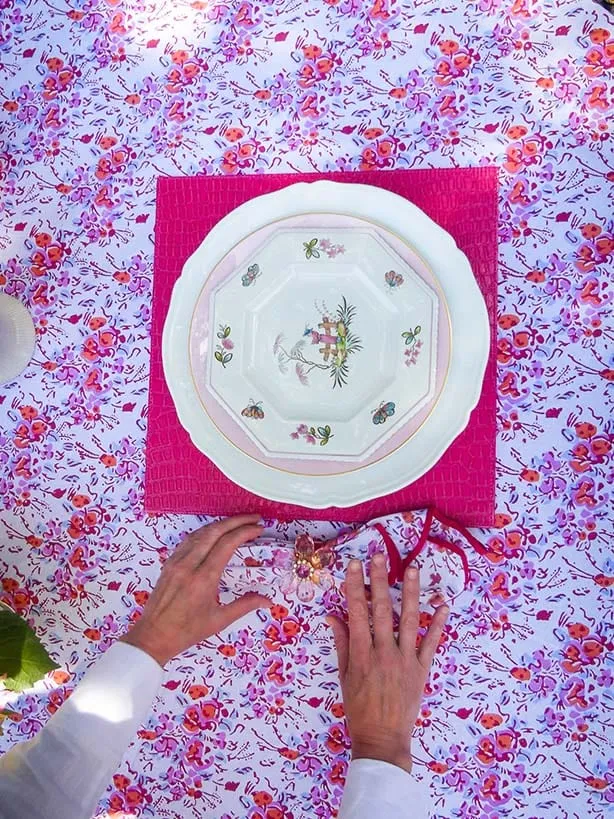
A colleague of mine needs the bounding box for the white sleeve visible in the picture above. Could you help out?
[339,758,429,818]
[0,641,163,819]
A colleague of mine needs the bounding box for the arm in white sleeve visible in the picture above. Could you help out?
[0,641,163,819]
[339,758,429,818]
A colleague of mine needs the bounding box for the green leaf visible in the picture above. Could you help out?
[0,608,58,693]
[320,438,328,446]
[223,326,231,338]
[414,325,421,335]
[309,426,316,435]
[215,351,223,363]
[304,239,320,259]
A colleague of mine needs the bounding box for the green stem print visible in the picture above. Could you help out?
[214,324,234,367]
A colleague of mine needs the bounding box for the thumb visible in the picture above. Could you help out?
[217,593,271,631]
[326,614,349,678]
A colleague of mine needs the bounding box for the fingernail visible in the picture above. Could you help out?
[372,553,385,566]
[407,566,418,579]
[348,559,361,572]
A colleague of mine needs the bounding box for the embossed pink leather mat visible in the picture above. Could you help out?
[145,168,497,525]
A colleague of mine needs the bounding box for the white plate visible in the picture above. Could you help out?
[163,181,489,507]
[188,212,450,476]
[0,293,36,385]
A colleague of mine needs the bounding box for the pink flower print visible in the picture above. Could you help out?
[365,539,385,560]
[445,769,472,792]
[539,475,566,499]
[221,338,234,349]
[297,755,322,775]
[294,645,309,665]
[404,338,423,367]
[528,673,556,696]
[153,735,179,757]
[234,651,257,672]
[442,656,458,675]
[295,363,309,385]
[555,82,580,102]
[317,238,345,258]
[554,58,576,80]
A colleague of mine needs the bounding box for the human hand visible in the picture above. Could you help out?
[120,514,270,667]
[327,555,449,774]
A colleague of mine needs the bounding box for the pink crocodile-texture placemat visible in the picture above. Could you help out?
[145,168,498,525]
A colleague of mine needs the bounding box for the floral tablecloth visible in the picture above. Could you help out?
[0,0,612,816]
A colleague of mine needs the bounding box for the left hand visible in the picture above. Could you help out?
[120,514,270,666]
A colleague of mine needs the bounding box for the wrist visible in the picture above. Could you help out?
[119,625,173,668]
[352,740,413,774]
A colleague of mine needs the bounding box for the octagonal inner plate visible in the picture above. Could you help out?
[189,213,450,475]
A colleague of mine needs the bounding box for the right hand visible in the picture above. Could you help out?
[327,554,449,773]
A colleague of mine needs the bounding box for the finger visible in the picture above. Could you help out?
[399,565,420,657]
[417,604,449,671]
[202,513,262,540]
[202,523,264,577]
[215,592,271,633]
[345,559,372,664]
[178,514,262,567]
[369,552,394,649]
[326,615,350,679]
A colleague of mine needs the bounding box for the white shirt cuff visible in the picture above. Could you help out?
[0,641,163,819]
[339,758,428,818]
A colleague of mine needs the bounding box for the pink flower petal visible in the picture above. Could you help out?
[297,580,315,602]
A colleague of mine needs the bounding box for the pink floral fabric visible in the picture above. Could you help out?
[0,0,612,817]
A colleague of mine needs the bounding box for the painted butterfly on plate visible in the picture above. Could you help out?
[372,401,396,424]
[241,399,264,419]
[385,270,404,289]
[241,263,260,287]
